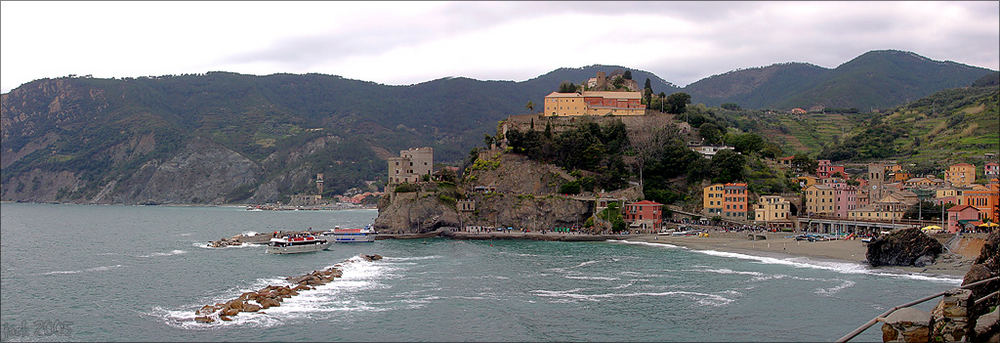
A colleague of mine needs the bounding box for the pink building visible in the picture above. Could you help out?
[833,184,858,218]
[947,205,980,233]
[816,160,847,179]
[987,162,999,178]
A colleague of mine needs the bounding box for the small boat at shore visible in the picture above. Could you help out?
[320,226,377,243]
[266,235,331,254]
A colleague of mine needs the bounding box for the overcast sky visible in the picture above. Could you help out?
[2,1,998,92]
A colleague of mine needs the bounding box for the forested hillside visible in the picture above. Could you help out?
[1,51,995,204]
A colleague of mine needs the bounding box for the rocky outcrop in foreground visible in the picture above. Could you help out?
[867,228,943,267]
[192,254,381,323]
[879,231,999,342]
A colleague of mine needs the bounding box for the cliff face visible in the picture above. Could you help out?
[463,193,591,230]
[373,187,460,234]
[373,152,600,233]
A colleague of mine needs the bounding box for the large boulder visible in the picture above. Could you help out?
[867,228,943,267]
[259,298,280,309]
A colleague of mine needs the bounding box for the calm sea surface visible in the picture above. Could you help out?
[1,203,961,341]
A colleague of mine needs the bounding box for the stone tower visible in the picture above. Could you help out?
[316,173,324,195]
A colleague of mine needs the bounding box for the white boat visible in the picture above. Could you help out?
[266,235,331,254]
[320,226,376,243]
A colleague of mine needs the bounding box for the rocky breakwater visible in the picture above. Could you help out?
[192,254,382,323]
[867,228,943,267]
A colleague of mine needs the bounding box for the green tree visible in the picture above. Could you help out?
[622,70,632,80]
[665,92,692,114]
[558,81,578,93]
[483,134,495,148]
[727,133,766,154]
[643,78,653,105]
[710,149,746,183]
[790,153,818,175]
[526,101,535,113]
[699,123,723,145]
[761,142,783,159]
[612,76,625,89]
[559,180,581,195]
[721,103,741,111]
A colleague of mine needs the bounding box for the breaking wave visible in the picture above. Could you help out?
[41,264,123,276]
[691,249,962,284]
[532,289,734,306]
[139,250,187,258]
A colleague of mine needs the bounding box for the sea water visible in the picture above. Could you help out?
[0,203,959,341]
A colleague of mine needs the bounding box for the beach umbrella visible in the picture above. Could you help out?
[977,222,999,228]
[921,225,942,231]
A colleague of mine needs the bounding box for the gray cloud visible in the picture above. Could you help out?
[2,1,997,92]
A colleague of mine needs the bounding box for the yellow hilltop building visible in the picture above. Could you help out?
[543,91,646,116]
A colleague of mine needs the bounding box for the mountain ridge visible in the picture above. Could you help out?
[2,50,996,204]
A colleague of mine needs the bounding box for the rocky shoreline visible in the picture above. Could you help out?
[192,254,383,324]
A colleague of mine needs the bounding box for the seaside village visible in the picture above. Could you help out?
[383,71,1000,238]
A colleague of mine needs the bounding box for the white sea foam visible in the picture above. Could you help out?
[532,289,733,306]
[564,275,620,281]
[179,233,193,237]
[157,256,391,329]
[41,264,123,275]
[138,249,187,258]
[816,280,856,295]
[611,240,682,249]
[690,249,962,284]
[382,255,442,261]
[191,242,262,249]
[242,231,259,237]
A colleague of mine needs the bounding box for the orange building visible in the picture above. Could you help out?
[722,183,749,221]
[963,184,999,222]
[945,163,975,187]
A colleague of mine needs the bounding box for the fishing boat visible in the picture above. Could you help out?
[266,235,331,254]
[320,226,377,243]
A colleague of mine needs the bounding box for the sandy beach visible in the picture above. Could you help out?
[625,231,977,278]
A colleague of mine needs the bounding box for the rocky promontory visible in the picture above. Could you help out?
[373,150,640,234]
[867,228,943,267]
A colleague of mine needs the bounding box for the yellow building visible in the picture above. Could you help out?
[904,177,944,188]
[754,196,791,222]
[848,195,908,221]
[945,163,975,187]
[805,184,836,215]
[703,184,725,216]
[543,91,646,116]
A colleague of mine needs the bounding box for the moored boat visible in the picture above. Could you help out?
[320,226,377,243]
[266,235,331,254]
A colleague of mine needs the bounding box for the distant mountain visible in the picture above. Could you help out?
[683,50,993,110]
[1,50,995,204]
[683,62,830,109]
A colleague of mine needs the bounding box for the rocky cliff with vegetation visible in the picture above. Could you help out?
[373,152,602,234]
